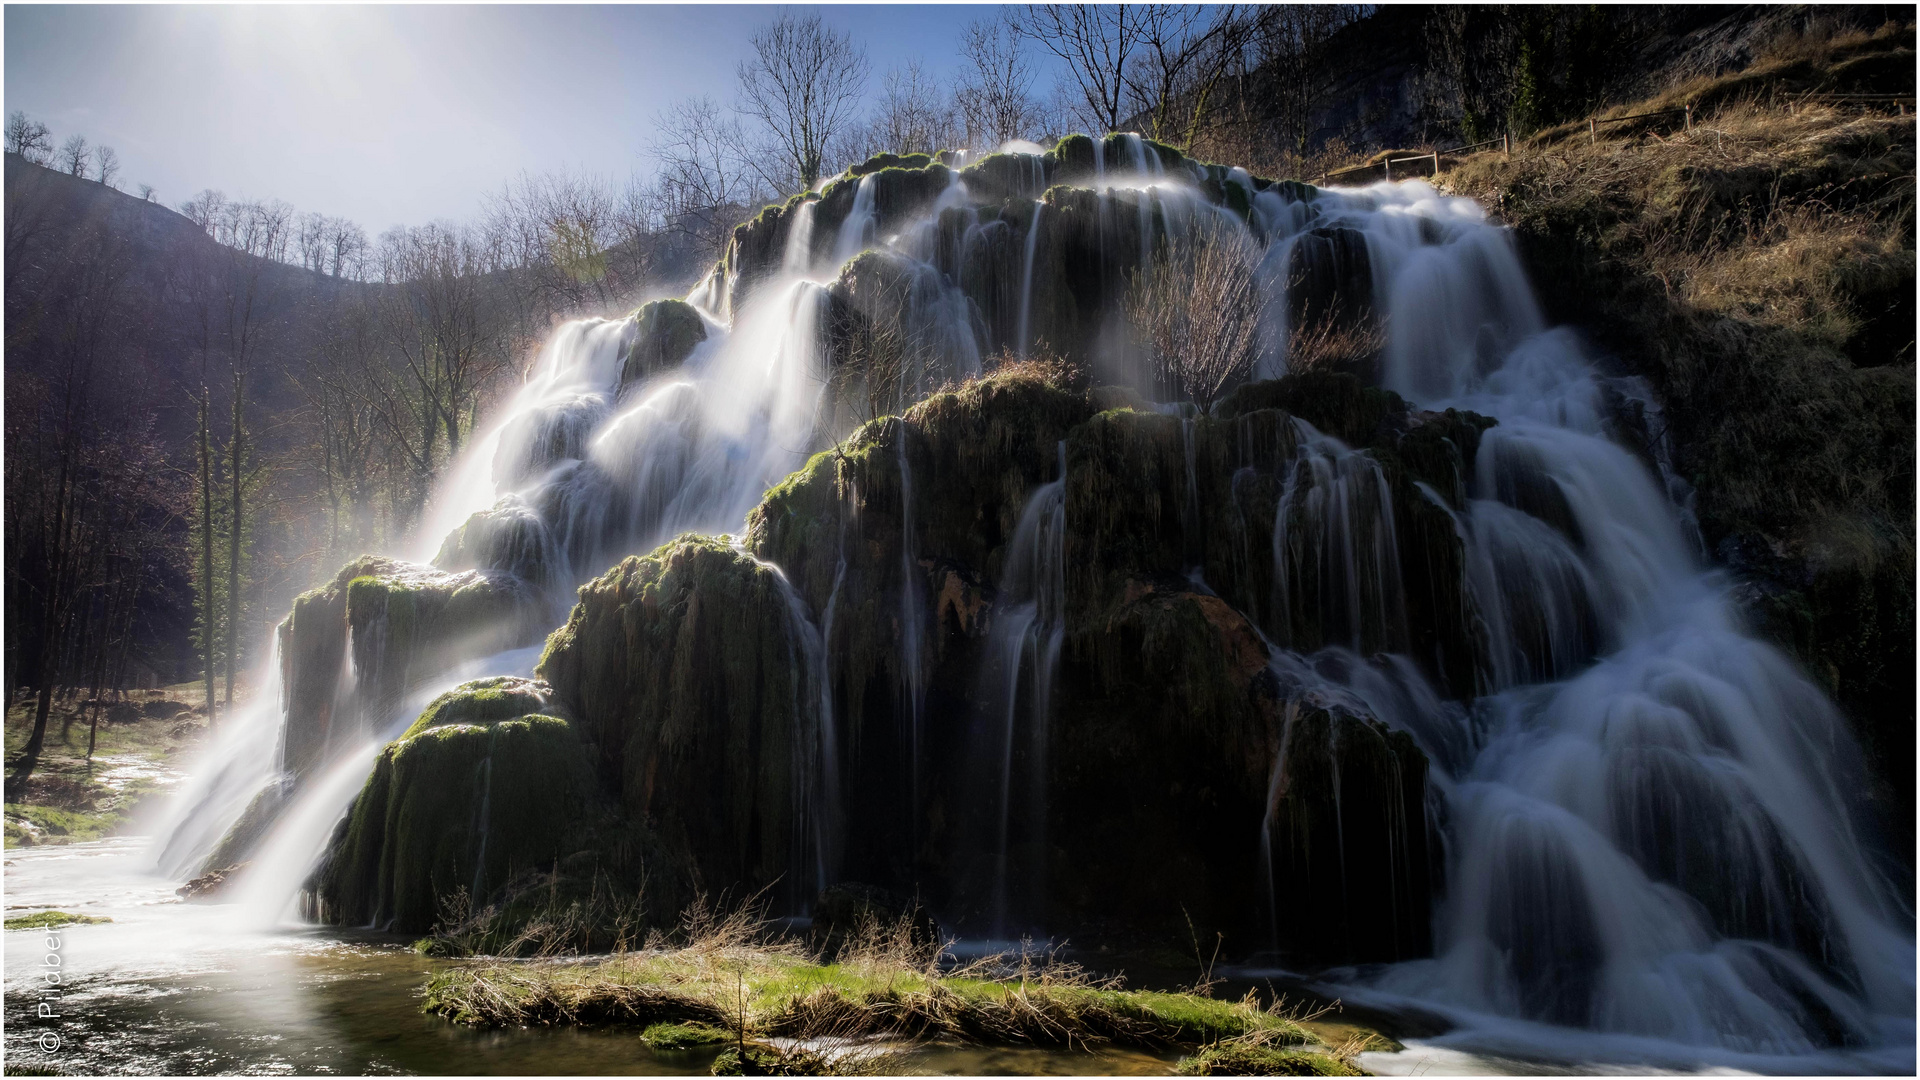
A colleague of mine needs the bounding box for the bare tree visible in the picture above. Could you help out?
[1252,6,1363,153]
[59,134,89,177]
[1012,5,1147,135]
[736,12,870,192]
[372,222,520,512]
[1125,218,1264,414]
[1126,6,1249,149]
[955,19,1042,149]
[296,212,329,274]
[2,204,154,780]
[326,217,370,279]
[180,189,229,235]
[5,111,53,163]
[486,170,633,313]
[875,60,954,154]
[648,95,760,262]
[92,145,120,189]
[137,183,155,202]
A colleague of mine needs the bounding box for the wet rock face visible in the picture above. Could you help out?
[1263,705,1433,964]
[534,535,821,910]
[621,299,707,391]
[296,368,1480,962]
[1287,227,1375,333]
[305,679,611,933]
[274,557,548,784]
[529,370,1475,962]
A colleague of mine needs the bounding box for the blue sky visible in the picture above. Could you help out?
[5,4,1062,233]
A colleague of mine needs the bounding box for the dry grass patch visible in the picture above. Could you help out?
[421,906,1364,1074]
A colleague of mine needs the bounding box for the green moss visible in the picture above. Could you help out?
[266,556,545,790]
[310,711,611,934]
[3,804,118,845]
[1052,133,1097,180]
[846,151,933,177]
[5,911,111,930]
[399,677,554,741]
[623,298,708,389]
[426,946,1321,1053]
[642,1022,734,1050]
[535,535,814,905]
[709,1044,829,1076]
[959,152,1049,202]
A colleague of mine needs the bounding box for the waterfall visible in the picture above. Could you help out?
[895,420,926,837]
[144,640,285,877]
[1258,179,1913,1054]
[833,173,878,264]
[1270,418,1411,656]
[978,442,1068,935]
[782,198,817,275]
[1016,201,1044,358]
[144,133,1909,1063]
[762,556,844,903]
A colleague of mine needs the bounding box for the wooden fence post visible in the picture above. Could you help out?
[1384,157,1391,180]
[1589,117,1597,144]
[1504,132,1511,158]
[1432,150,1440,176]
[1685,104,1693,130]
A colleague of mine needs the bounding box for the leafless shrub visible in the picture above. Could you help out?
[1284,310,1384,377]
[1125,218,1266,413]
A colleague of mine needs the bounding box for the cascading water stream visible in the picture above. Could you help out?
[1016,201,1044,358]
[895,420,927,835]
[757,553,844,902]
[833,173,878,264]
[979,442,1068,935]
[1256,179,1913,1058]
[1271,419,1411,656]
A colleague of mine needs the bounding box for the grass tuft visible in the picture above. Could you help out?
[5,911,111,930]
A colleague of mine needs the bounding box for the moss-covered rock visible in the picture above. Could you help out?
[1064,380,1491,698]
[958,152,1050,203]
[846,151,932,178]
[524,361,1458,958]
[398,676,553,740]
[641,1022,733,1050]
[536,535,822,907]
[724,194,812,314]
[271,556,548,788]
[1263,704,1433,964]
[622,298,708,391]
[433,496,554,588]
[306,680,625,934]
[1286,228,1375,333]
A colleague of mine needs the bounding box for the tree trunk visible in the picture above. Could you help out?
[225,371,244,709]
[13,679,54,786]
[200,390,219,729]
